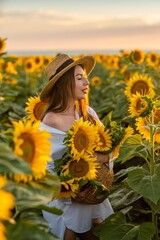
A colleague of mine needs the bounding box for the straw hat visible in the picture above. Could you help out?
[40,54,96,102]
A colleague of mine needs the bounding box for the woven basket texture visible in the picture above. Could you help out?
[81,163,114,204]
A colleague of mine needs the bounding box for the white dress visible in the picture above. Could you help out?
[40,107,114,239]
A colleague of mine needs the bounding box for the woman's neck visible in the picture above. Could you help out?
[62,102,76,116]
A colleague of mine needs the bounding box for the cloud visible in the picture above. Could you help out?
[1,9,160,51]
[0,9,77,24]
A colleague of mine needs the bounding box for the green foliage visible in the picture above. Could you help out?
[1,49,160,239]
[117,134,150,163]
[6,220,60,240]
[5,172,61,212]
[127,166,160,204]
[0,142,32,175]
[94,212,155,240]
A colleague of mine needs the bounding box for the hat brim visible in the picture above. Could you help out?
[40,56,96,102]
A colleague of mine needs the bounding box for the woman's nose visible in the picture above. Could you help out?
[84,77,89,85]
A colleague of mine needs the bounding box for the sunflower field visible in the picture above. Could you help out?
[1,37,160,240]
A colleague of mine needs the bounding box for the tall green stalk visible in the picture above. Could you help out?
[149,114,158,240]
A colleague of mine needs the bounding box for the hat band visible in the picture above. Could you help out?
[49,58,74,81]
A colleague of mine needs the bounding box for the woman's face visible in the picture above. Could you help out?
[73,65,89,100]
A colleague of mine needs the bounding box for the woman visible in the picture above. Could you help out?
[40,54,114,240]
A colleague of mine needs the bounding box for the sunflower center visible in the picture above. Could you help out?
[26,62,32,69]
[136,98,147,112]
[154,109,160,124]
[133,52,141,61]
[35,57,40,64]
[69,159,89,177]
[19,133,35,163]
[95,79,99,84]
[74,129,89,152]
[33,102,47,120]
[61,185,70,192]
[151,54,157,63]
[131,80,149,95]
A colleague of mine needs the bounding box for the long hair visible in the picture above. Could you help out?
[41,66,96,123]
[41,67,75,118]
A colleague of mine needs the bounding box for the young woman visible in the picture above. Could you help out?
[40,54,114,240]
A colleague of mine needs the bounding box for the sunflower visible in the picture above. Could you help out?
[120,65,131,81]
[136,117,149,140]
[91,76,102,87]
[112,126,134,158]
[6,78,18,84]
[65,117,97,159]
[0,189,14,220]
[57,179,79,199]
[105,55,120,70]
[92,54,105,63]
[24,58,36,73]
[61,154,99,180]
[33,56,44,69]
[136,107,160,143]
[0,176,14,220]
[153,108,160,124]
[15,56,24,67]
[125,73,155,99]
[12,120,52,182]
[0,176,15,240]
[146,52,159,67]
[0,73,3,83]
[25,95,47,121]
[95,122,112,152]
[5,62,17,75]
[130,49,145,64]
[44,56,53,66]
[128,92,153,118]
[0,222,6,240]
[121,50,131,57]
[0,38,6,53]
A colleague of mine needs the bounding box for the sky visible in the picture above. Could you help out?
[0,0,160,53]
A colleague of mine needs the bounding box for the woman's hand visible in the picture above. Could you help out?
[94,152,109,165]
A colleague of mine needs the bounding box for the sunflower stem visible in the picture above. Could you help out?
[12,209,20,220]
[149,113,158,239]
[149,113,155,176]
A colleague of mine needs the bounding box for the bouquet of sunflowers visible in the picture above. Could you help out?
[54,117,114,204]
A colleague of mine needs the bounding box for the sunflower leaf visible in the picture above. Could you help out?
[117,134,149,163]
[93,212,155,240]
[6,220,59,240]
[0,142,32,175]
[5,172,60,211]
[38,204,63,215]
[127,165,160,204]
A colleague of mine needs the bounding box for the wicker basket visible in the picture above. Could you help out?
[80,163,114,204]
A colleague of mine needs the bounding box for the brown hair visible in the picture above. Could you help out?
[41,66,96,123]
[41,67,75,117]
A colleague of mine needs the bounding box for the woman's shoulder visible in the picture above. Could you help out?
[42,112,61,128]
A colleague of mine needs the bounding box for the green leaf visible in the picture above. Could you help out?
[6,221,59,240]
[145,198,160,214]
[117,134,149,163]
[6,172,60,211]
[0,142,32,175]
[109,184,141,211]
[93,212,155,240]
[127,166,160,204]
[137,223,156,240]
[39,204,63,215]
